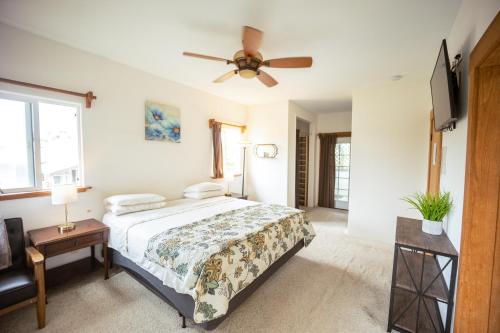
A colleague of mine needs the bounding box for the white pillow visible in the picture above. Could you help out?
[106,201,167,216]
[104,193,165,206]
[184,182,224,193]
[184,189,225,199]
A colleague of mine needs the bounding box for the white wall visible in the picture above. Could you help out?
[0,23,247,268]
[287,102,317,207]
[296,119,310,136]
[440,0,500,251]
[348,79,431,243]
[317,111,352,133]
[246,101,289,205]
[246,101,317,208]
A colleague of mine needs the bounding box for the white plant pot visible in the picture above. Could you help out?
[422,219,443,235]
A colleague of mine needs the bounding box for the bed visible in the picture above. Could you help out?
[103,196,315,330]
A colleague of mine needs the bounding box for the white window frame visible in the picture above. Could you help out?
[221,125,243,176]
[334,140,351,203]
[0,90,84,193]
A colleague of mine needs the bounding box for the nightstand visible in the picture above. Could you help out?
[225,193,248,200]
[28,219,110,282]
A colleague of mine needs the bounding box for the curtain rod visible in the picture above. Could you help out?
[318,131,351,137]
[208,118,246,133]
[0,77,97,108]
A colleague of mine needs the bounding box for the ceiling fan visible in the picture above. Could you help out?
[183,26,313,87]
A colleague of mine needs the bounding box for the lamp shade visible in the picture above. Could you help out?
[51,184,78,205]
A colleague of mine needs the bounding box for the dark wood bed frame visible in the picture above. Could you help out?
[109,239,305,330]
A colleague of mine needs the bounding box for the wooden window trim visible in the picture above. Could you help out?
[0,77,96,108]
[210,173,242,180]
[0,186,92,201]
[208,119,246,133]
[318,131,352,138]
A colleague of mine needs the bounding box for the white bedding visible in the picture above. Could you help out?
[103,196,258,295]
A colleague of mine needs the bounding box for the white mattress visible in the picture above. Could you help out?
[103,196,258,295]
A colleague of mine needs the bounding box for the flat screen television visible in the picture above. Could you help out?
[430,39,458,131]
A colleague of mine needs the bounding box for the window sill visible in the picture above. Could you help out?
[210,173,242,180]
[0,186,92,201]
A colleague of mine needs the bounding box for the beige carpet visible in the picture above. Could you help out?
[0,208,393,333]
[303,207,349,226]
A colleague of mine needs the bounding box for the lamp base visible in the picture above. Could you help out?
[57,222,76,233]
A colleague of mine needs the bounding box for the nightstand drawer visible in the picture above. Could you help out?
[45,238,78,256]
[44,232,103,256]
[76,233,102,247]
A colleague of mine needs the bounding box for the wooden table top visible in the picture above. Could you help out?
[396,216,458,257]
[28,219,109,246]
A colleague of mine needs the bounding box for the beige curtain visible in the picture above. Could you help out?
[212,121,224,178]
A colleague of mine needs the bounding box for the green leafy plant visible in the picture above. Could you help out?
[402,192,453,222]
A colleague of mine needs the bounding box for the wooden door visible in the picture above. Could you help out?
[427,111,442,194]
[454,12,500,333]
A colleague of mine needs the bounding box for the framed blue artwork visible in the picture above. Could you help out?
[145,101,181,143]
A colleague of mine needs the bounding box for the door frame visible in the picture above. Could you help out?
[317,131,352,210]
[454,12,500,333]
[334,133,352,210]
[427,111,442,194]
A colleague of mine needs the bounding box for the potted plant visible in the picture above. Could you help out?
[402,192,453,235]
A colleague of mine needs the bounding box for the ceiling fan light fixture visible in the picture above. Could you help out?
[183,26,312,87]
[239,69,257,79]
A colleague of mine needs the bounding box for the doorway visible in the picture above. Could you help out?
[295,119,310,208]
[318,131,351,210]
[454,12,500,332]
[334,136,351,210]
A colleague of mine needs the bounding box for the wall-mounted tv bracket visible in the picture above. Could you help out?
[441,53,462,132]
[443,121,457,132]
[451,54,462,88]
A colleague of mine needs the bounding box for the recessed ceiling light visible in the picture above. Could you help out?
[391,75,404,81]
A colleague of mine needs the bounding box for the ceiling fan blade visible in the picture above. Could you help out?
[242,26,263,57]
[183,52,232,64]
[213,70,238,83]
[263,57,313,68]
[257,70,278,87]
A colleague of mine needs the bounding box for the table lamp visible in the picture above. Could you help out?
[51,184,78,233]
[224,173,234,195]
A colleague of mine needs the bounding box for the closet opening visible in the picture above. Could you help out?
[295,118,310,208]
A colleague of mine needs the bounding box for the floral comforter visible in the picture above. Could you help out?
[144,203,315,323]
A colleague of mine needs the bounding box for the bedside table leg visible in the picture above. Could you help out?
[103,243,109,280]
[90,245,96,270]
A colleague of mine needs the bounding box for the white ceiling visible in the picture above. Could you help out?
[0,0,460,112]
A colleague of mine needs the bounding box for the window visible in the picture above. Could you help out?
[334,142,350,202]
[0,92,83,193]
[221,125,242,176]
